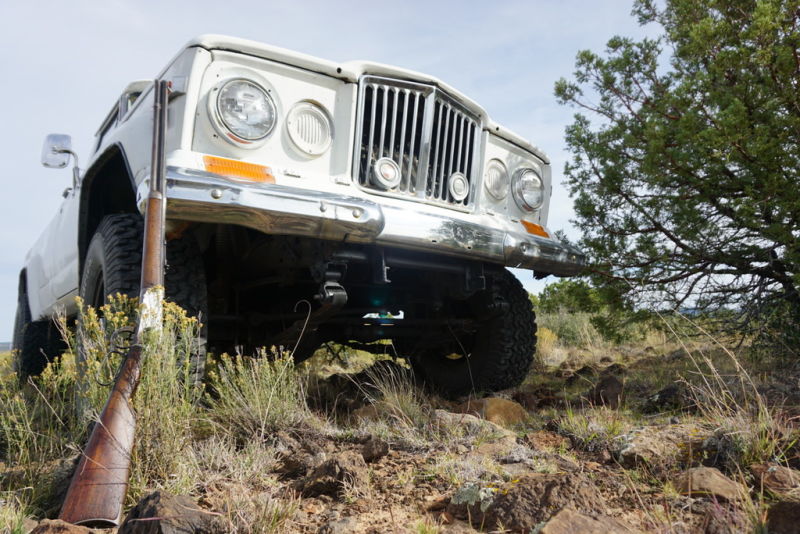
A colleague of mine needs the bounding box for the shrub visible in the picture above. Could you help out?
[208,350,312,441]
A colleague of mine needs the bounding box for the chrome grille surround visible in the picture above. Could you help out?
[353,76,482,211]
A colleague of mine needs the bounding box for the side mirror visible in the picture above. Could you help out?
[42,134,73,169]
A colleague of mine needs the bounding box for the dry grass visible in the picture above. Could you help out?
[647,311,796,470]
[2,297,793,532]
[208,349,316,442]
[424,453,508,489]
[535,326,559,364]
[1,295,310,526]
[413,518,442,534]
[0,495,31,534]
[682,345,793,469]
[219,491,299,534]
[353,361,432,444]
[558,405,633,452]
[189,437,299,533]
[0,340,80,512]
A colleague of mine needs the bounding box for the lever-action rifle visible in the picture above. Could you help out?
[59,79,170,527]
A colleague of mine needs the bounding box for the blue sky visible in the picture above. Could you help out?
[0,0,656,339]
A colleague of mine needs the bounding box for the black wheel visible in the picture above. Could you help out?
[79,214,208,382]
[402,268,536,397]
[12,271,67,381]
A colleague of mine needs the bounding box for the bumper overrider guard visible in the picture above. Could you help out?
[160,167,585,277]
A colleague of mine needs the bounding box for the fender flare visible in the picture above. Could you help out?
[77,143,138,273]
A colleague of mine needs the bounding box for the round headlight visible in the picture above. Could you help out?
[512,168,544,211]
[484,159,509,200]
[286,101,333,157]
[372,157,402,190]
[448,172,470,202]
[215,79,277,142]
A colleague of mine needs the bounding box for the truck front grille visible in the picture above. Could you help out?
[354,76,481,210]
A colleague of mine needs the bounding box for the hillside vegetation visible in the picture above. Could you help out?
[2,294,800,533]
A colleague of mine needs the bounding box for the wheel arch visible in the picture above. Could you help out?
[78,143,139,274]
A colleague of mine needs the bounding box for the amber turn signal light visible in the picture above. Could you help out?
[521,220,549,238]
[203,155,275,183]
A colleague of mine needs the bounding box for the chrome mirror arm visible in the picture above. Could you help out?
[54,147,81,189]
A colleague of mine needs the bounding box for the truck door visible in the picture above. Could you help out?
[44,184,81,314]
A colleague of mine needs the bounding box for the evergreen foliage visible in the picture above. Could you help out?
[555,0,800,345]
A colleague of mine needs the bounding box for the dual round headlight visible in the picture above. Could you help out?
[286,101,334,157]
[213,79,333,157]
[215,79,277,142]
[484,159,509,200]
[512,168,544,211]
[484,159,544,211]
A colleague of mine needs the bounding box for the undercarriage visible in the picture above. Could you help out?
[187,223,536,396]
[195,224,488,358]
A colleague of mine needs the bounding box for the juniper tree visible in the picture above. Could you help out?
[555,0,800,343]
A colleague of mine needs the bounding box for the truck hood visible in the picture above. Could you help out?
[186,34,549,164]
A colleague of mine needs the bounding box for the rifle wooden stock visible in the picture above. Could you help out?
[59,79,169,527]
[58,345,142,526]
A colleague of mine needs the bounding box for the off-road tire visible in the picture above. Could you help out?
[407,268,536,397]
[12,272,67,381]
[80,214,208,383]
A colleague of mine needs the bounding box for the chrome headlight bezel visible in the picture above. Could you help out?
[484,158,509,201]
[512,168,544,211]
[210,78,277,147]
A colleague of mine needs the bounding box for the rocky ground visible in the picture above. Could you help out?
[7,342,800,534]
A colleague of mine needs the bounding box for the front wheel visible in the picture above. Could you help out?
[79,214,208,384]
[401,268,536,397]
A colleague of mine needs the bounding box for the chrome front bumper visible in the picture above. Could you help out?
[160,167,585,276]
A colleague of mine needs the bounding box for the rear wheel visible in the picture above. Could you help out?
[79,214,208,383]
[12,272,66,381]
[401,268,536,397]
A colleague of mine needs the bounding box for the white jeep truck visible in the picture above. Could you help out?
[14,35,584,395]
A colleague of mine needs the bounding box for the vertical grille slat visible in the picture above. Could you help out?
[397,89,409,190]
[436,105,450,198]
[378,86,388,159]
[463,120,475,204]
[453,116,466,204]
[355,76,480,210]
[446,108,457,202]
[389,89,398,159]
[430,102,444,199]
[405,92,421,193]
[365,84,378,179]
